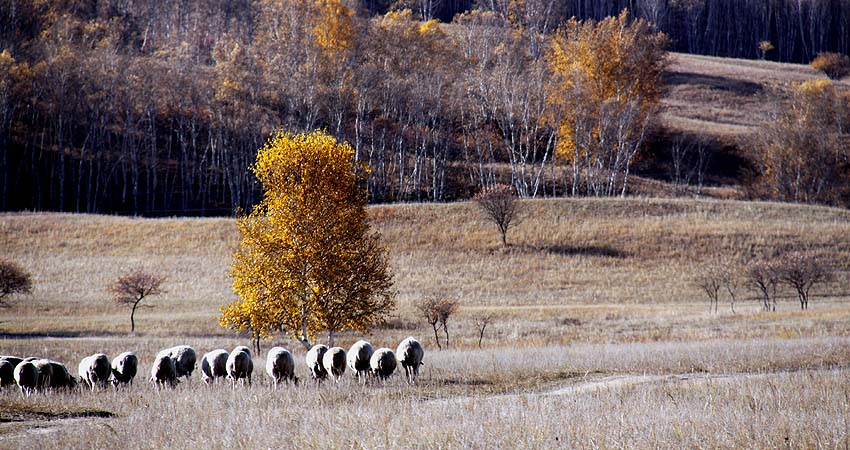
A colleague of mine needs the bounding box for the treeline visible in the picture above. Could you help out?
[0,0,848,215]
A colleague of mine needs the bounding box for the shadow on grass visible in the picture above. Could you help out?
[665,71,763,96]
[0,400,115,423]
[542,245,629,259]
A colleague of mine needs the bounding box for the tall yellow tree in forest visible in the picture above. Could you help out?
[221,131,395,349]
[548,10,668,197]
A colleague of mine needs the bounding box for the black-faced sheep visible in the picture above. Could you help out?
[265,347,297,386]
[396,337,425,384]
[347,340,374,383]
[226,347,253,387]
[200,349,229,385]
[306,344,328,381]
[370,348,397,381]
[322,347,346,383]
[111,352,138,387]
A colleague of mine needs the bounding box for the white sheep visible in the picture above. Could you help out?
[200,349,229,385]
[347,340,374,383]
[226,347,253,387]
[79,354,111,391]
[150,353,178,389]
[306,344,328,381]
[396,337,425,384]
[24,358,53,390]
[265,347,297,387]
[110,352,138,387]
[14,360,39,396]
[322,347,346,383]
[370,348,397,381]
[158,346,197,381]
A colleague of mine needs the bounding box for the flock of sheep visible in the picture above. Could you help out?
[1,337,425,396]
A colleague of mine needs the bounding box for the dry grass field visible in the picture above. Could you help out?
[1,197,850,448]
[662,52,850,142]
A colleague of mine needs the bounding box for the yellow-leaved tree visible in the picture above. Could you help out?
[221,131,395,350]
[548,10,668,197]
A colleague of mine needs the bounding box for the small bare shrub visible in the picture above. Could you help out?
[0,259,33,307]
[811,52,850,80]
[109,268,166,334]
[473,314,493,349]
[474,184,521,246]
[745,260,780,311]
[415,296,459,350]
[695,257,741,313]
[776,251,832,310]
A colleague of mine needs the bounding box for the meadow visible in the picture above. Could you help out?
[1,196,850,448]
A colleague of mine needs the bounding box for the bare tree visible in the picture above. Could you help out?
[473,314,493,348]
[777,252,832,310]
[745,260,780,311]
[694,260,723,314]
[437,298,459,349]
[474,184,522,246]
[415,296,459,350]
[0,259,33,307]
[109,268,166,334]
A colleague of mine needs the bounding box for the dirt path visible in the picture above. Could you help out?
[430,367,842,406]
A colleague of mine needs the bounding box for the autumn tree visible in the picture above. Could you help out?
[755,81,850,205]
[0,259,33,307]
[548,10,668,196]
[474,184,522,246]
[776,251,832,310]
[757,41,774,60]
[222,131,395,349]
[109,269,166,334]
[811,52,850,80]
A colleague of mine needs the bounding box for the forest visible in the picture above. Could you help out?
[1,0,849,215]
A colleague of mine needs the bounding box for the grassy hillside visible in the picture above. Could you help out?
[2,197,849,344]
[662,52,849,141]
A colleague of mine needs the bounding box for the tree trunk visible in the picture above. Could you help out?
[443,324,450,349]
[328,329,335,347]
[130,298,141,334]
[432,323,442,350]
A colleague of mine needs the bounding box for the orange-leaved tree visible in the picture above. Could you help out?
[548,10,668,197]
[221,130,395,349]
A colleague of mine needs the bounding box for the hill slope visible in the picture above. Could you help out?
[2,198,849,343]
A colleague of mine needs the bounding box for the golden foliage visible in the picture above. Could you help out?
[811,52,850,80]
[313,0,356,57]
[221,130,395,344]
[548,10,668,162]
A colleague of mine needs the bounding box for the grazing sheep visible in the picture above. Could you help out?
[0,360,14,388]
[14,361,38,396]
[79,354,111,391]
[306,344,328,381]
[396,337,425,384]
[159,346,197,381]
[47,361,78,390]
[200,349,229,385]
[0,356,23,369]
[265,347,297,386]
[110,352,138,387]
[370,348,397,381]
[322,347,346,383]
[24,358,53,390]
[347,340,374,383]
[149,353,178,389]
[226,347,253,387]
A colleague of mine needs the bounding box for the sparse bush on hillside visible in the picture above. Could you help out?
[109,269,166,334]
[776,251,832,310]
[811,52,850,80]
[473,314,493,348]
[0,259,33,307]
[758,41,774,60]
[473,184,522,246]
